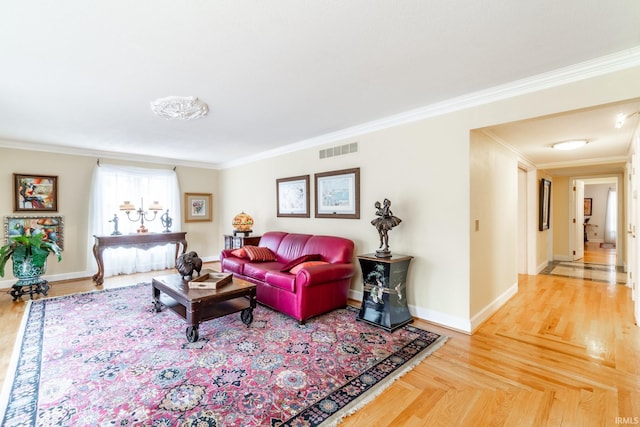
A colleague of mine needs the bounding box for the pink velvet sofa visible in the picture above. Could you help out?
[220,231,355,322]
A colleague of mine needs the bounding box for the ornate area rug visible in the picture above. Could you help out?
[0,283,446,426]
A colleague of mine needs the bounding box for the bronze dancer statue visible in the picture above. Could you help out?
[371,198,402,257]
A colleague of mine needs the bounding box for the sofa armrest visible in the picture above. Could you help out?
[297,263,355,287]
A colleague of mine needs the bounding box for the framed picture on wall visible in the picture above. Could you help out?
[184,193,212,222]
[276,175,310,218]
[539,178,551,231]
[584,198,592,216]
[314,167,360,219]
[4,215,64,250]
[13,174,58,212]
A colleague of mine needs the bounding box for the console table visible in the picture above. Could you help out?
[356,253,414,332]
[92,232,187,285]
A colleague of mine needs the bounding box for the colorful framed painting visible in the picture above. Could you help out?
[315,167,360,219]
[4,215,64,250]
[184,193,212,222]
[13,174,58,212]
[277,175,310,218]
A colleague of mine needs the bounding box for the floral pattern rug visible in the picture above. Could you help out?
[0,283,446,426]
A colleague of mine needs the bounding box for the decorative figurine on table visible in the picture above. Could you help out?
[109,214,122,236]
[371,198,402,258]
[160,210,173,233]
[176,251,203,279]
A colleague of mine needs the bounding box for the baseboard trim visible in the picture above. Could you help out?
[349,289,473,334]
[0,270,94,290]
[469,281,518,332]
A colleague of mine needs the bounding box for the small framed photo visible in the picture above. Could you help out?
[4,215,64,250]
[13,174,58,212]
[277,175,310,218]
[315,167,360,219]
[184,193,212,222]
[584,198,592,216]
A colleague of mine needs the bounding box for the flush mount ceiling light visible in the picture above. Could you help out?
[551,140,588,151]
[150,96,209,120]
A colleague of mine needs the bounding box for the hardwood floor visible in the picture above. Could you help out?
[1,262,639,426]
[583,241,617,265]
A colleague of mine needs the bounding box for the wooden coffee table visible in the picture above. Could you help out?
[151,273,256,342]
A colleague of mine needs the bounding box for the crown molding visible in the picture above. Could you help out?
[536,156,629,170]
[0,139,221,170]
[222,46,640,169]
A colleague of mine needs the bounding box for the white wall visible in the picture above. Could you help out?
[470,130,519,327]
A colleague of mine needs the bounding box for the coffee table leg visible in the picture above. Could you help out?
[186,325,199,342]
[241,308,253,326]
[152,286,163,312]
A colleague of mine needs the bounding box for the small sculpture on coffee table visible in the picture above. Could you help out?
[371,198,402,258]
[176,251,203,279]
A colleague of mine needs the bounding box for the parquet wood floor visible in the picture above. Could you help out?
[1,261,639,426]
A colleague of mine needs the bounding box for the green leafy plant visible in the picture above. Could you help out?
[0,228,62,277]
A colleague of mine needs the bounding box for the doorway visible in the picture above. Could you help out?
[582,177,619,266]
[546,176,625,284]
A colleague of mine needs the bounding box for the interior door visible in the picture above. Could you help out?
[574,180,585,261]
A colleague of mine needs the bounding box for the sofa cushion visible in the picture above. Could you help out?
[221,256,249,275]
[257,232,288,254]
[243,262,283,281]
[231,247,248,258]
[303,235,354,264]
[264,271,296,292]
[276,233,313,261]
[280,254,321,272]
[244,246,277,262]
[290,260,329,274]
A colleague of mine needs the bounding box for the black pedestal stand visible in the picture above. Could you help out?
[10,279,50,301]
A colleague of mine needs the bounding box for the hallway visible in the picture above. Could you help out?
[541,242,626,284]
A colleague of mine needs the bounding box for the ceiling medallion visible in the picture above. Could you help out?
[150,96,209,120]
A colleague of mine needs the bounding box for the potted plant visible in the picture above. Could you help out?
[0,226,62,283]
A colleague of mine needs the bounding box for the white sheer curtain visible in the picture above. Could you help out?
[87,163,181,277]
[604,188,617,245]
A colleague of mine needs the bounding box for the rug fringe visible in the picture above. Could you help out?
[0,299,33,422]
[320,334,449,426]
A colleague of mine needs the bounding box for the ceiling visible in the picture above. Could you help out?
[1,1,640,170]
[483,98,640,176]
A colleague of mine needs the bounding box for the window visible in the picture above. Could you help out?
[87,163,181,276]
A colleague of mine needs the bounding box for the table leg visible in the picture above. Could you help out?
[92,244,105,286]
[184,303,201,342]
[152,286,163,312]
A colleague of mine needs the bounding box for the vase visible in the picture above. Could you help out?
[12,256,47,287]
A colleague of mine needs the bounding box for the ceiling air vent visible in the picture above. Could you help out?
[319,142,358,159]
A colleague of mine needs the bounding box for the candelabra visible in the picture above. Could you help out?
[119,198,163,233]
